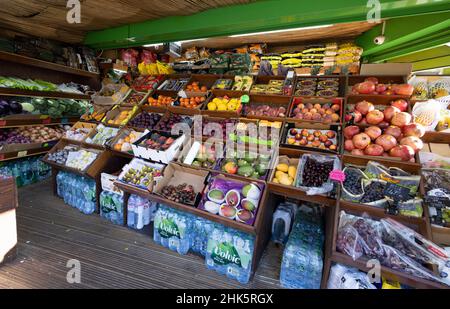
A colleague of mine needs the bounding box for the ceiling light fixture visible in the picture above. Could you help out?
[229,25,333,37]
[445,42,450,47]
[178,38,207,44]
[143,43,164,47]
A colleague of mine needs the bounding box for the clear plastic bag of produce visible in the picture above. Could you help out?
[397,198,423,218]
[327,263,376,289]
[359,179,389,208]
[296,153,340,196]
[412,100,444,131]
[341,166,368,202]
[336,211,384,261]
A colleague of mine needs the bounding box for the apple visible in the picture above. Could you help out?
[384,126,402,140]
[364,144,384,156]
[376,84,387,93]
[391,112,412,127]
[355,101,375,115]
[365,126,382,140]
[389,145,415,161]
[383,106,400,122]
[391,99,408,112]
[393,84,414,96]
[366,110,385,125]
[400,136,424,153]
[403,123,426,138]
[375,134,398,151]
[344,139,355,151]
[344,125,360,139]
[355,81,376,94]
[365,77,379,85]
[351,149,365,156]
[360,118,367,126]
[352,133,371,150]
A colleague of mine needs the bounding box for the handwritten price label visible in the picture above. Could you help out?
[329,170,345,183]
[17,151,28,158]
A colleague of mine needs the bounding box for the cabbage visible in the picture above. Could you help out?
[21,103,35,113]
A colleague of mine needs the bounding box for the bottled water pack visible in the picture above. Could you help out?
[127,194,156,230]
[56,171,96,214]
[205,225,255,284]
[191,216,215,257]
[280,207,324,289]
[100,191,124,225]
[0,156,50,187]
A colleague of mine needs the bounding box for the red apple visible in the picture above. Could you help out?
[376,84,387,93]
[352,110,363,123]
[375,134,398,152]
[389,145,415,161]
[351,149,365,156]
[391,112,412,127]
[360,118,367,126]
[391,99,408,112]
[364,144,384,156]
[344,125,360,139]
[383,106,401,122]
[403,123,426,138]
[393,84,414,96]
[355,81,376,94]
[352,133,371,150]
[400,136,424,153]
[355,101,375,115]
[344,139,355,151]
[384,126,402,140]
[366,110,385,125]
[365,126,382,140]
[365,77,379,85]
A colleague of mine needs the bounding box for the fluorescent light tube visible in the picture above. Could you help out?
[229,25,333,37]
[143,43,163,47]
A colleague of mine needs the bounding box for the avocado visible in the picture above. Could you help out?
[237,159,249,167]
[255,163,268,176]
[237,165,255,177]
[251,171,260,179]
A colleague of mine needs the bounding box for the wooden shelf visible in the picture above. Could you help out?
[0,116,78,128]
[267,182,336,207]
[331,251,448,289]
[0,88,90,100]
[0,51,99,79]
[0,145,53,162]
[422,131,450,144]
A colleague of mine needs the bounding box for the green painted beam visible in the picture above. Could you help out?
[84,0,450,49]
[357,11,450,59]
[410,55,450,71]
[388,46,450,71]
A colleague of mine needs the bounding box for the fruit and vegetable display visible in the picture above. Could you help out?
[284,128,338,152]
[219,150,272,180]
[186,143,219,169]
[410,76,450,100]
[0,76,58,91]
[290,99,341,123]
[251,80,283,95]
[243,104,287,118]
[199,176,263,225]
[422,169,450,226]
[155,114,193,132]
[295,77,340,97]
[185,81,208,93]
[105,108,135,126]
[337,211,450,287]
[158,78,190,92]
[0,125,66,146]
[80,105,108,122]
[211,79,233,90]
[22,98,89,118]
[0,98,24,117]
[230,120,281,145]
[128,112,161,129]
[207,96,241,112]
[85,125,119,146]
[231,75,253,91]
[147,95,175,107]
[118,159,163,190]
[65,149,99,171]
[350,77,414,96]
[271,161,298,186]
[342,161,422,217]
[64,126,93,141]
[161,183,198,205]
[137,131,176,151]
[112,130,143,153]
[122,92,145,106]
[173,96,206,109]
[344,99,425,161]
[193,117,236,140]
[46,146,75,165]
[131,75,163,92]
[412,98,450,133]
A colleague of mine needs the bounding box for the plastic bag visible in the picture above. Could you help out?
[185,47,199,60]
[327,264,376,289]
[342,166,367,202]
[296,154,340,196]
[412,100,444,131]
[121,49,139,67]
[140,49,157,64]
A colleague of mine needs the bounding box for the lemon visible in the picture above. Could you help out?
[207,102,217,111]
[212,98,221,104]
[217,103,227,111]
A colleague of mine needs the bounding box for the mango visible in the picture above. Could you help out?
[278,173,293,186]
[275,171,286,180]
[288,166,297,179]
[272,178,279,184]
[276,163,289,173]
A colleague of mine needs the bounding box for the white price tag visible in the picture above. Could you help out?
[17,151,27,158]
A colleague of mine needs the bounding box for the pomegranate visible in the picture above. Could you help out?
[344,125,360,139]
[393,84,414,96]
[360,118,367,126]
[400,136,424,153]
[355,101,375,115]
[383,106,400,122]
[344,139,355,151]
[365,77,379,85]
[375,134,397,152]
[351,149,365,156]
[366,110,385,125]
[379,121,390,129]
[352,133,371,150]
[403,123,426,138]
[376,84,387,93]
[384,126,402,140]
[355,81,376,94]
[365,126,382,140]
[391,99,408,112]
[364,144,384,156]
[391,112,412,127]
[389,145,415,161]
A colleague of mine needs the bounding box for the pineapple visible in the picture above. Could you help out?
[430,81,450,99]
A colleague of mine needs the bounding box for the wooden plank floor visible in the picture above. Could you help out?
[0,179,283,289]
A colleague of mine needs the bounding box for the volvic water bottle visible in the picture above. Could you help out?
[127,195,136,228]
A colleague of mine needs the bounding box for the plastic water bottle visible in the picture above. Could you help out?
[143,201,150,225]
[127,195,136,228]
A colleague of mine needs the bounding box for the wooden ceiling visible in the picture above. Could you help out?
[0,0,255,44]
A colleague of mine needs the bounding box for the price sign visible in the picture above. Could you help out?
[0,120,6,127]
[42,118,51,124]
[329,170,345,183]
[383,182,411,201]
[0,154,5,161]
[17,151,27,158]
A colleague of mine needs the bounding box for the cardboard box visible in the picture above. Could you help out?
[132,131,186,164]
[117,158,165,192]
[101,173,123,196]
[360,63,412,77]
